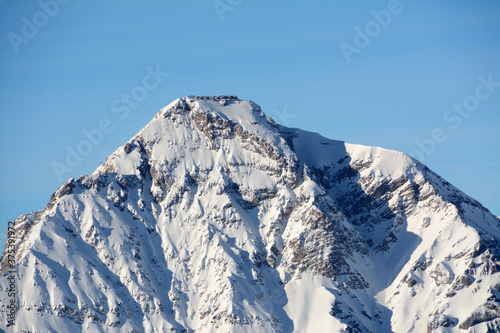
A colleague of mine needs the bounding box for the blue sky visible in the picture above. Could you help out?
[0,0,499,246]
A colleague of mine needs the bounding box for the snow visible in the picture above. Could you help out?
[2,96,500,332]
[290,129,347,167]
[284,274,346,332]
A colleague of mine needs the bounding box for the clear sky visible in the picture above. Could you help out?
[0,0,499,246]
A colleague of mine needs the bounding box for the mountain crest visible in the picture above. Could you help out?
[2,97,500,332]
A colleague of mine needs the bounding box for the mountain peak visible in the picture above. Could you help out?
[186,94,240,102]
[158,95,270,128]
[2,97,500,332]
[161,95,241,112]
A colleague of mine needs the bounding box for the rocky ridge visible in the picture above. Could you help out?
[1,96,500,332]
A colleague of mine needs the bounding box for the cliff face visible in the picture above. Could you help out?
[2,96,500,332]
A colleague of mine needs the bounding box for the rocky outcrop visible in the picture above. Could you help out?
[1,96,499,332]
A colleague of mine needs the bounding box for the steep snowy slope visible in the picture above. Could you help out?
[1,96,499,332]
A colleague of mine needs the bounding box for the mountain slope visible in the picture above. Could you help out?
[2,96,500,332]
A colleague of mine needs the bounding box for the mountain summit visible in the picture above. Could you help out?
[2,96,500,332]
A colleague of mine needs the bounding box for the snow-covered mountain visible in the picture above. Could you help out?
[2,96,500,332]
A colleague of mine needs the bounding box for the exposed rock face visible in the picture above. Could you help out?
[1,96,500,332]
